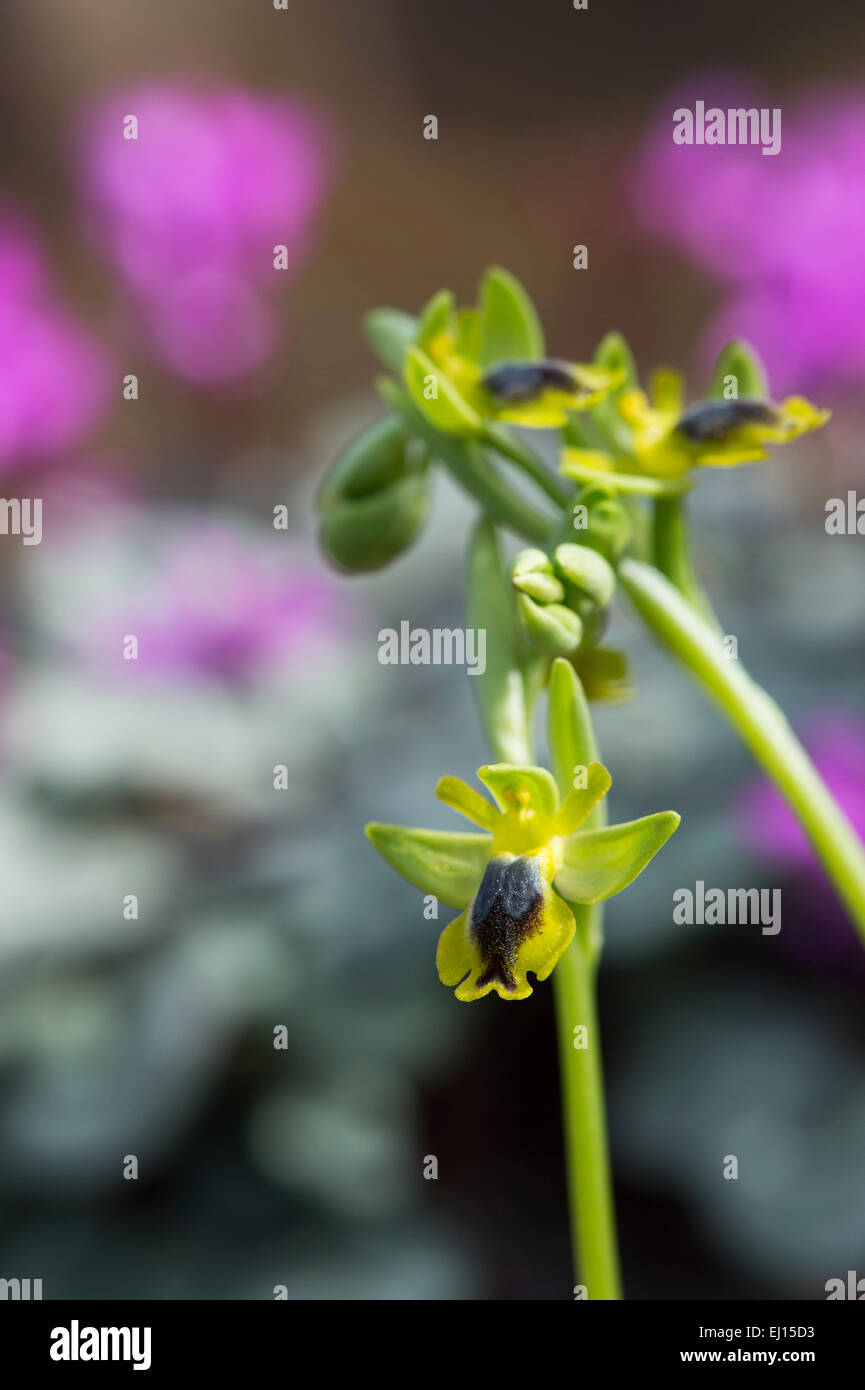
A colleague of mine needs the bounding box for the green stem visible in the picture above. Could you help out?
[553,920,622,1300]
[652,495,719,628]
[480,539,621,1297]
[620,557,865,946]
[482,422,574,511]
[547,660,621,1299]
[384,386,556,543]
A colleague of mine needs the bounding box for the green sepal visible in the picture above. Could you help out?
[416,289,456,349]
[476,762,561,817]
[364,309,418,373]
[477,266,545,368]
[556,761,612,836]
[554,811,680,903]
[548,659,600,802]
[467,519,533,762]
[366,823,491,910]
[553,542,616,608]
[405,346,482,435]
[593,331,637,395]
[573,645,633,704]
[707,339,769,401]
[518,593,583,656]
[592,331,639,453]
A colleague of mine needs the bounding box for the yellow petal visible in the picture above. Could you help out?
[556,762,612,836]
[516,885,575,983]
[436,912,475,987]
[651,368,685,414]
[436,775,499,830]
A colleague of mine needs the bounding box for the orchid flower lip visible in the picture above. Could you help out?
[481,358,580,404]
[676,397,777,443]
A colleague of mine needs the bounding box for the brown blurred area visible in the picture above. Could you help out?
[3,0,865,493]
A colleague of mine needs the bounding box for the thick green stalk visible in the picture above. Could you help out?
[553,924,622,1300]
[621,557,865,945]
[547,659,621,1299]
[652,495,719,628]
[382,383,557,543]
[485,657,621,1297]
[482,422,574,510]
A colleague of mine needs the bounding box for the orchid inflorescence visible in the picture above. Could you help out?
[317,266,862,1297]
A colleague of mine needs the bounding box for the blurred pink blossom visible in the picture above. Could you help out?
[629,76,865,391]
[57,511,348,684]
[76,84,334,386]
[0,210,109,472]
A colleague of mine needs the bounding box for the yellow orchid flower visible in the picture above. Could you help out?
[402,271,621,435]
[618,369,829,479]
[367,762,678,1002]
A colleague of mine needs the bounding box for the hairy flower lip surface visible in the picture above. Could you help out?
[675,397,777,442]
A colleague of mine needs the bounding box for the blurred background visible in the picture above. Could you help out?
[0,0,864,1300]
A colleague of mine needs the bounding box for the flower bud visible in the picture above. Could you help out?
[578,484,632,563]
[319,417,430,572]
[517,594,583,657]
[511,548,565,604]
[553,543,616,608]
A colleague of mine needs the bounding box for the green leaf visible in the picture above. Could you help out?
[477,763,560,817]
[364,309,418,373]
[366,824,491,910]
[404,346,481,435]
[555,811,680,903]
[517,594,583,656]
[548,659,600,803]
[467,519,533,763]
[477,266,545,368]
[707,339,768,401]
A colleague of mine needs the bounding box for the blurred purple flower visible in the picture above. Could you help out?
[0,210,109,472]
[60,511,348,684]
[629,76,865,391]
[76,84,334,386]
[737,712,865,971]
[127,523,341,680]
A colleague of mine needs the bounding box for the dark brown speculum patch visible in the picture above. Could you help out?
[470,854,544,991]
[676,398,776,444]
[481,359,577,405]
